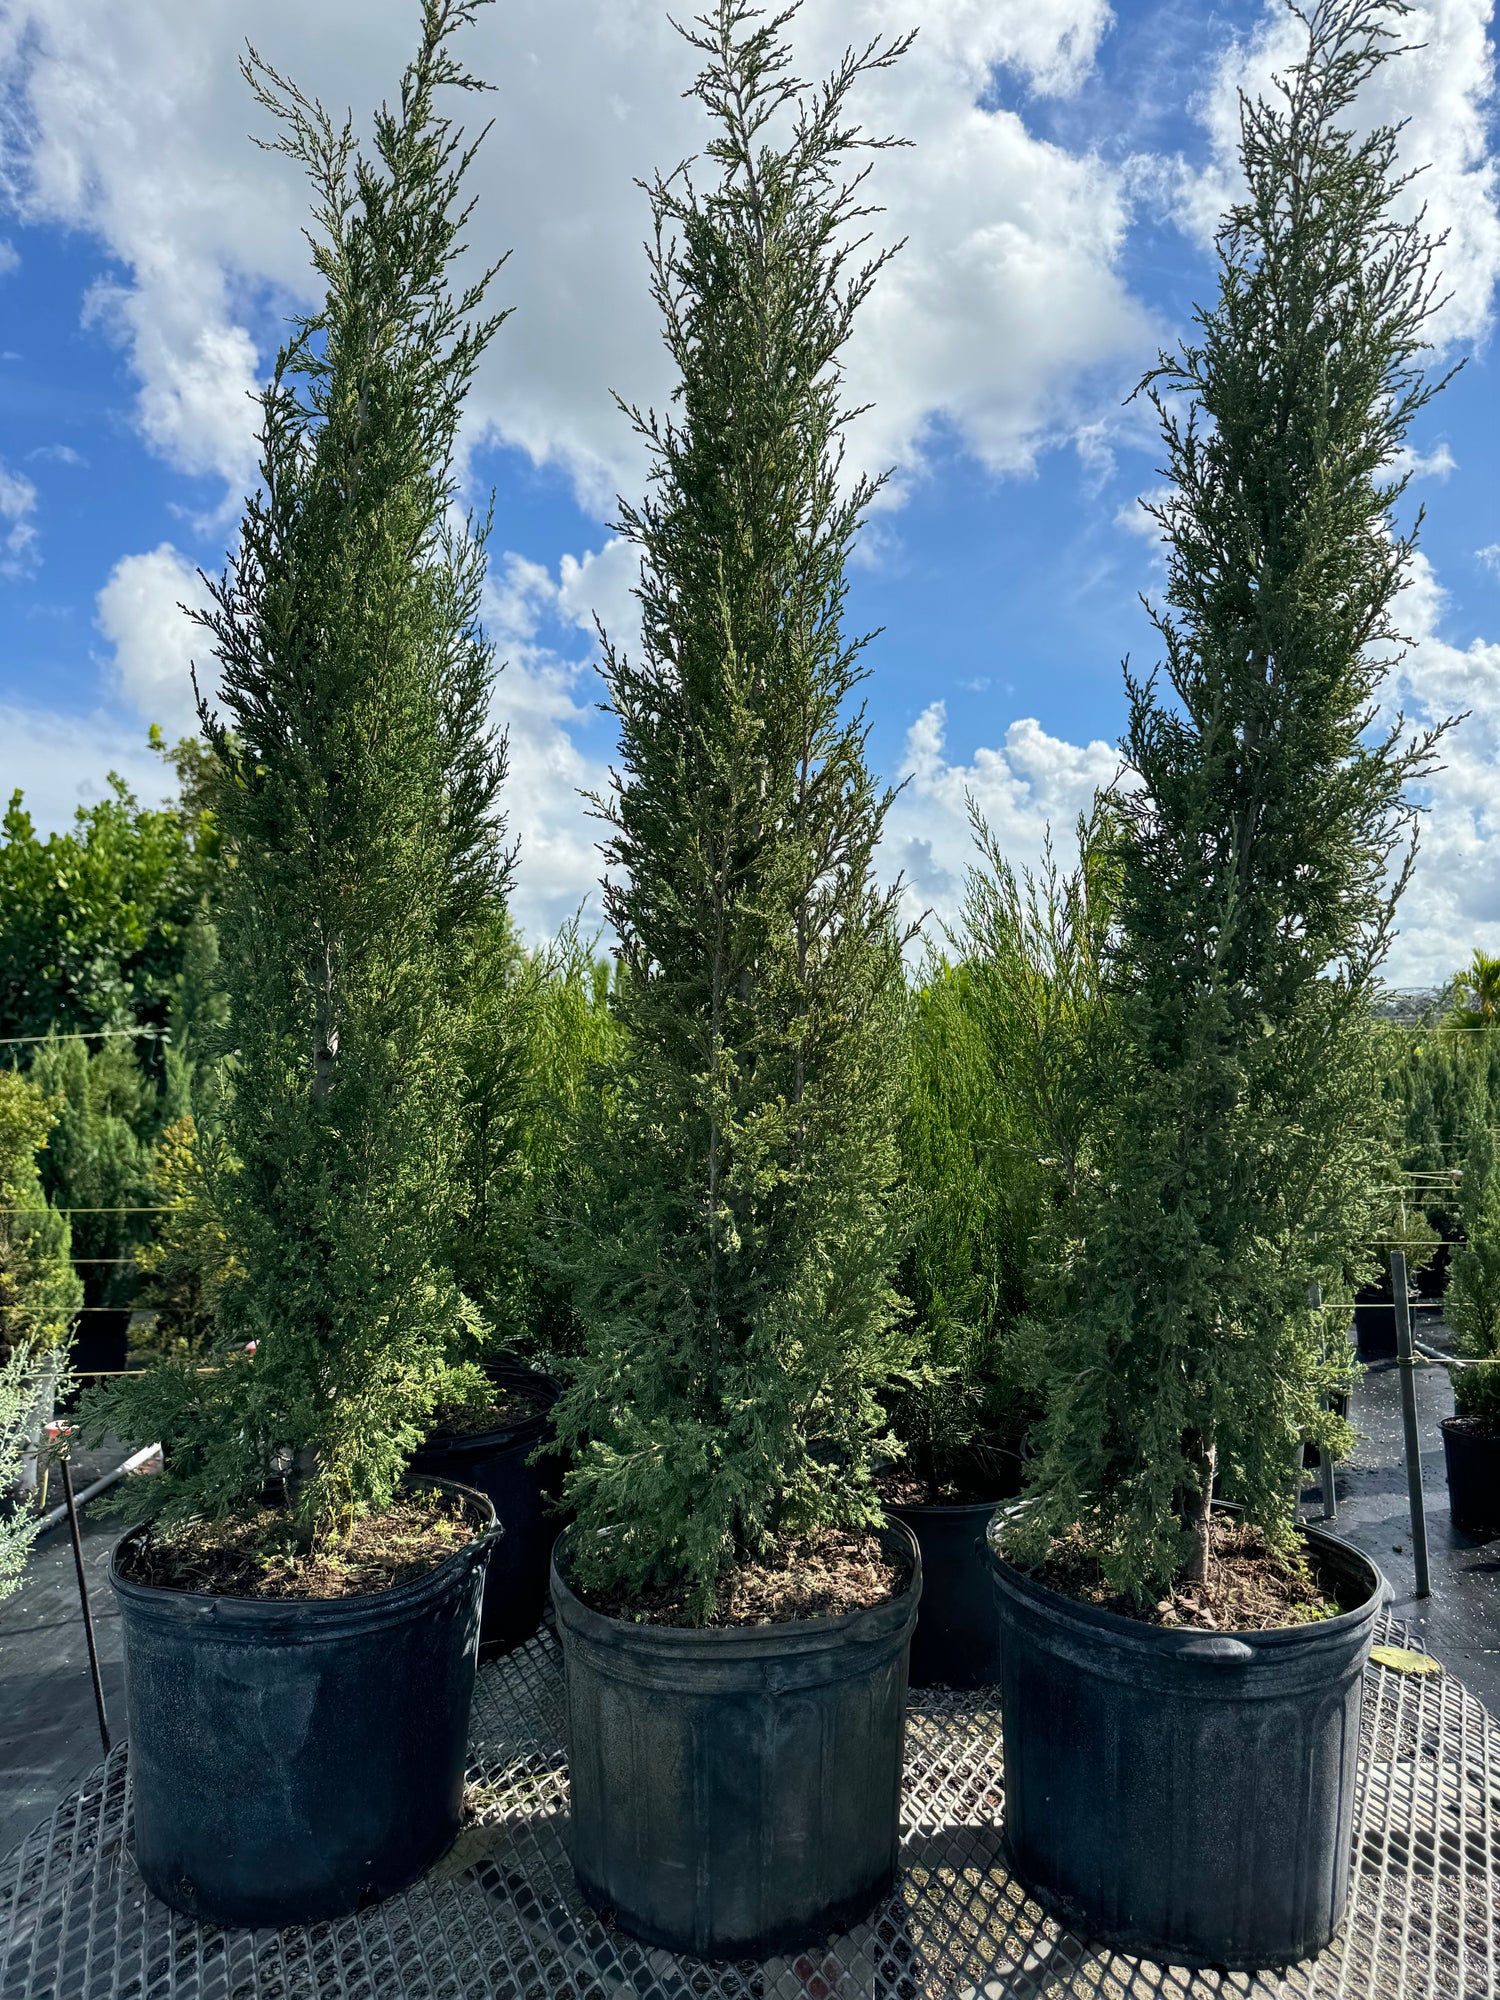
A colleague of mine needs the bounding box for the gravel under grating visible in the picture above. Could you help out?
[1,1614,1495,2000]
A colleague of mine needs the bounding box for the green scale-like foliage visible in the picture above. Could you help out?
[892,810,1119,1493]
[552,1,915,1619]
[0,1069,82,1367]
[1011,0,1449,1602]
[1447,1118,1500,1430]
[83,0,511,1534]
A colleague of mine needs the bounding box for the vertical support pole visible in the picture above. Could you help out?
[1392,1250,1431,1601]
[1310,1281,1337,1522]
[61,1453,111,1754]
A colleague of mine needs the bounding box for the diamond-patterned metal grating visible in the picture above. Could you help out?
[1,1614,1496,2000]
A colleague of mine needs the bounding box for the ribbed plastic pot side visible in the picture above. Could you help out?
[552,1524,922,1960]
[411,1360,561,1655]
[984,1517,1386,1971]
[112,1477,499,1929]
[1441,1416,1500,1540]
[882,1498,1002,1688]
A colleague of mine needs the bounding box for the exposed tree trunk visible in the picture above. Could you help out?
[1180,1429,1216,1586]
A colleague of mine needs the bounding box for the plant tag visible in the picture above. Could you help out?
[1370,1643,1441,1676]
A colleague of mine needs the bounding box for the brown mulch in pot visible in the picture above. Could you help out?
[426,1388,547,1438]
[1026,1517,1345,1632]
[582,1526,912,1629]
[116,1489,480,1601]
[874,1465,1006,1508]
[1446,1411,1500,1440]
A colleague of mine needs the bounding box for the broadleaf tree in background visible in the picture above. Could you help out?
[1009,0,1450,1602]
[0,731,222,1050]
[82,0,513,1536]
[552,0,916,1621]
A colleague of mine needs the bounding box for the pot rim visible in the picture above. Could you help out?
[110,1473,499,1624]
[985,1514,1385,1656]
[1440,1411,1500,1434]
[883,1494,1005,1522]
[413,1360,561,1457]
[551,1517,921,1655]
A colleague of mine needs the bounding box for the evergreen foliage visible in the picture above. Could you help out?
[1010,0,1448,1601]
[0,1069,82,1366]
[1447,1115,1500,1429]
[26,1036,157,1314]
[892,809,1117,1494]
[130,1114,239,1362]
[893,959,1025,1494]
[552,0,914,1619]
[452,917,615,1366]
[82,0,512,1535]
[0,1341,77,1600]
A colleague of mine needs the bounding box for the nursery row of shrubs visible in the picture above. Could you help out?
[5,0,1499,1973]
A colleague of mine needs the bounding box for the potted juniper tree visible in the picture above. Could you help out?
[548,1,919,1958]
[987,0,1449,1967]
[884,812,1116,1688]
[80,0,513,1927]
[1441,1119,1500,1538]
[412,921,612,1656]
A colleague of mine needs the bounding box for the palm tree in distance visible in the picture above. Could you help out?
[1449,949,1500,1029]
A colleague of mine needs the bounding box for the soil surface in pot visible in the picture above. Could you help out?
[116,1490,479,1600]
[1447,1410,1500,1440]
[578,1526,911,1628]
[426,1388,547,1437]
[1015,1518,1349,1632]
[876,1467,993,1507]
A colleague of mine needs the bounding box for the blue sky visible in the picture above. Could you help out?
[1,0,1499,984]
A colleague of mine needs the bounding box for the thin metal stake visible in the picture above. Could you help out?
[61,1453,111,1754]
[1392,1250,1431,1601]
[1310,1281,1337,1522]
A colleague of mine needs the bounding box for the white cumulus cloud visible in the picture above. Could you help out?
[95,542,205,733]
[0,0,1153,512]
[1384,550,1500,986]
[883,699,1122,939]
[0,702,173,825]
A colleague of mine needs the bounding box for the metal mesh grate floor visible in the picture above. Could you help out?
[1,1616,1496,2000]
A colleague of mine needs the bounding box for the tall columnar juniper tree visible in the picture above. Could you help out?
[552,0,915,1620]
[1012,0,1450,1602]
[84,0,511,1536]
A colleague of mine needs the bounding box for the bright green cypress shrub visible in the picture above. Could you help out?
[82,0,511,1536]
[1447,1116,1500,1429]
[0,1069,82,1367]
[893,811,1118,1493]
[1009,0,1449,1601]
[551,0,915,1620]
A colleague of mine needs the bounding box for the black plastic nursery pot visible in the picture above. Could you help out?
[985,1518,1385,1970]
[1353,1298,1396,1360]
[111,1476,499,1929]
[412,1359,561,1655]
[551,1523,922,1959]
[883,1497,1002,1688]
[1441,1416,1500,1540]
